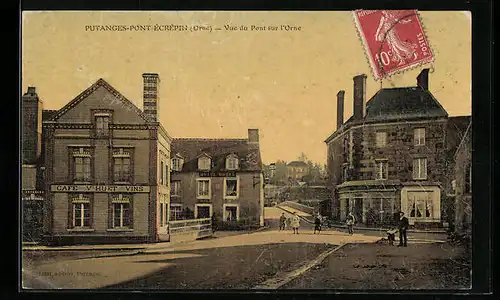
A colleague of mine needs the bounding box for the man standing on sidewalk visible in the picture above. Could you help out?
[279,213,287,231]
[398,211,409,247]
[346,212,355,235]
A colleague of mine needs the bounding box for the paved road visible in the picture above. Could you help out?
[21,207,446,289]
[22,225,381,289]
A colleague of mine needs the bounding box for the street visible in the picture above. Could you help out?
[22,207,462,290]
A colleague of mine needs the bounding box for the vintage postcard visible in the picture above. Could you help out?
[21,10,473,290]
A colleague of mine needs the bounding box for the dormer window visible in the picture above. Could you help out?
[198,154,211,171]
[94,112,111,138]
[226,154,239,170]
[171,154,184,172]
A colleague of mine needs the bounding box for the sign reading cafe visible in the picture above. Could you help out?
[51,185,150,193]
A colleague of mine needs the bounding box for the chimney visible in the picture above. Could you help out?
[353,74,367,120]
[22,87,42,164]
[417,68,429,91]
[142,73,160,122]
[248,129,259,144]
[27,87,36,95]
[336,90,345,130]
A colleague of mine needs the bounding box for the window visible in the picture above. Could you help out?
[159,203,163,226]
[226,155,239,170]
[72,148,91,182]
[224,204,239,222]
[198,156,211,170]
[113,149,131,183]
[96,116,110,137]
[171,181,181,197]
[195,204,212,219]
[172,156,183,171]
[197,179,210,199]
[71,194,91,228]
[224,177,239,198]
[160,161,164,185]
[413,158,427,180]
[170,205,182,221]
[376,132,387,148]
[375,160,388,180]
[465,163,471,193]
[414,128,425,146]
[342,164,348,182]
[408,192,433,219]
[111,195,132,229]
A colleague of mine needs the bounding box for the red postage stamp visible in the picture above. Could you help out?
[353,10,434,80]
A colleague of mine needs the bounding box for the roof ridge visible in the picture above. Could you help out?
[48,78,151,122]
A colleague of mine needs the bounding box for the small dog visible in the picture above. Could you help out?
[387,229,398,245]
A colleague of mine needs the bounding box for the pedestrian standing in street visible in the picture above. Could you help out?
[291,212,301,234]
[314,214,322,234]
[346,212,356,235]
[279,213,286,231]
[211,213,217,234]
[398,211,409,247]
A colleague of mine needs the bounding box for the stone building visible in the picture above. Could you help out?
[169,129,264,226]
[41,73,172,245]
[286,161,309,182]
[325,69,453,228]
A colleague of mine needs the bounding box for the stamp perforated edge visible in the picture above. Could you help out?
[352,10,436,81]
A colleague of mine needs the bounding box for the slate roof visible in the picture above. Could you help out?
[364,87,448,122]
[171,138,262,172]
[325,86,449,143]
[287,161,309,167]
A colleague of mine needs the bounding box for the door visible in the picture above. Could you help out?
[225,206,237,222]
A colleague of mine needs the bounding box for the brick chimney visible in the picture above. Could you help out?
[336,90,345,130]
[353,74,367,120]
[22,87,43,164]
[248,129,259,144]
[417,68,429,91]
[142,73,160,122]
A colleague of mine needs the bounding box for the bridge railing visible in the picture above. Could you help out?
[280,201,316,215]
[168,218,213,241]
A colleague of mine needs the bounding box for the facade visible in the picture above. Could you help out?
[41,73,172,245]
[325,69,458,228]
[170,129,264,226]
[444,117,472,233]
[286,161,309,182]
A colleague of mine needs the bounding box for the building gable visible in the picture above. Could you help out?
[49,79,151,124]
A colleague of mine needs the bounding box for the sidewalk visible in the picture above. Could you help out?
[22,226,270,252]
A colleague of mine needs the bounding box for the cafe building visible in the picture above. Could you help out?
[42,73,172,245]
[170,129,265,226]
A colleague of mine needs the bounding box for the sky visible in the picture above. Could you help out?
[21,11,471,164]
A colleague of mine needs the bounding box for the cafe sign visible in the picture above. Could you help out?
[51,185,150,193]
[198,171,236,177]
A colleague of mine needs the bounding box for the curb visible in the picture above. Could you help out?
[327,224,446,234]
[22,246,147,252]
[253,243,347,289]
